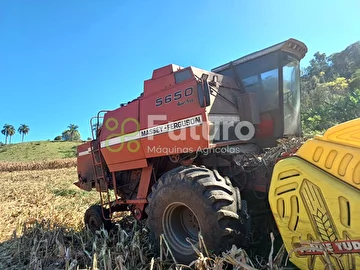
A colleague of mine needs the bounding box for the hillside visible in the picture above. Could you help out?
[301,41,360,135]
[0,141,82,162]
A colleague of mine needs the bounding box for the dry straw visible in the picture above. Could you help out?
[0,158,77,172]
[0,216,274,270]
[0,137,307,269]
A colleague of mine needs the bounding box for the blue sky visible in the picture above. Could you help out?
[1,0,359,143]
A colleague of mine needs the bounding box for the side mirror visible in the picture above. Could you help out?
[197,73,210,108]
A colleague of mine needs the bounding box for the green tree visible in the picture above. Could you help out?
[8,125,15,144]
[1,124,10,144]
[18,124,30,142]
[329,41,360,78]
[1,124,15,144]
[62,124,81,141]
[54,135,62,141]
[301,41,360,136]
[349,69,360,90]
[325,77,349,93]
[304,52,334,84]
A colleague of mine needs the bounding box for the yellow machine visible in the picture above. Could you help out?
[269,118,360,269]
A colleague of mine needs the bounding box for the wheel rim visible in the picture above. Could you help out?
[162,202,200,255]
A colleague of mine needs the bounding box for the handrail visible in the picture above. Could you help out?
[90,110,110,139]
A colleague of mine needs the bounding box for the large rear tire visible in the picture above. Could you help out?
[146,165,250,264]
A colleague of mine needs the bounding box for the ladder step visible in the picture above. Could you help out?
[91,140,111,204]
[96,182,107,192]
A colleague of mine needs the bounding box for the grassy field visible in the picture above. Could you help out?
[0,141,82,162]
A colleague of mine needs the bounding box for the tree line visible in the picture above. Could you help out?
[1,124,82,144]
[1,124,29,144]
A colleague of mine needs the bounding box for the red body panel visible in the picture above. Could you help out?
[76,141,94,191]
[97,70,211,171]
[99,100,146,168]
[143,74,176,96]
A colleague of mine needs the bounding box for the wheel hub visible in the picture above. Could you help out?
[88,216,101,231]
[162,203,201,255]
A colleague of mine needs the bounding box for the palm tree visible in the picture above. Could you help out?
[1,124,16,144]
[1,125,16,144]
[1,124,11,144]
[18,124,30,142]
[62,124,80,141]
[8,125,15,143]
[68,124,79,141]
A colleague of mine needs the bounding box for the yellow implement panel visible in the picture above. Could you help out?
[296,117,360,191]
[269,157,360,270]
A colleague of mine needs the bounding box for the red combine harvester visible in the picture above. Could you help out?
[76,39,360,269]
[76,39,310,264]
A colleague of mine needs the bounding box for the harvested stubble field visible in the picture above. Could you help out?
[0,167,100,269]
[0,167,97,241]
[0,167,259,270]
[0,158,77,172]
[0,138,306,270]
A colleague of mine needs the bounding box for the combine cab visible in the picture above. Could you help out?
[73,38,360,268]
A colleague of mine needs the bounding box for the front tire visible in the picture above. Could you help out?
[84,205,112,233]
[146,166,249,264]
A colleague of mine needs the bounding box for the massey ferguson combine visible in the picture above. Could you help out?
[75,38,360,269]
